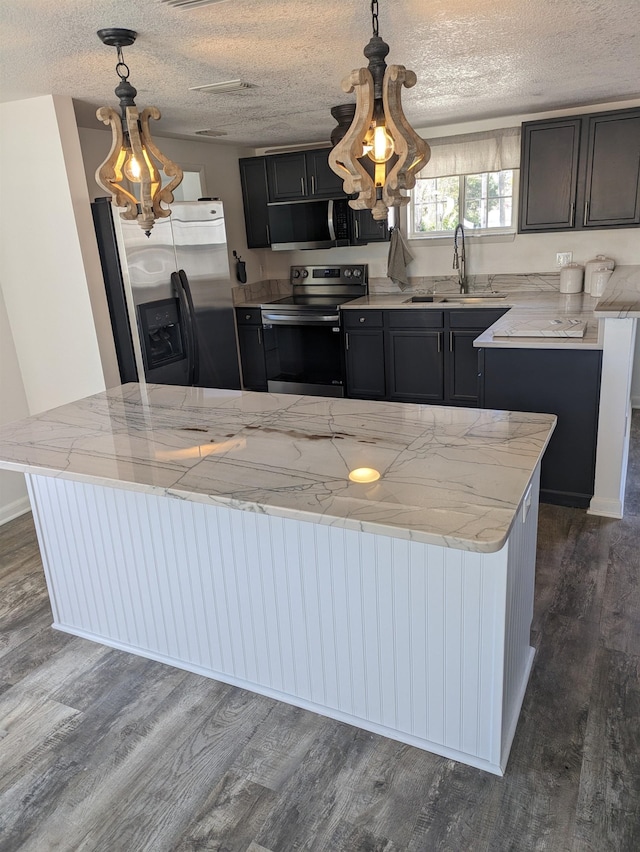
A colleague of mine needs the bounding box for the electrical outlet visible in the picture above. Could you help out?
[556,252,573,267]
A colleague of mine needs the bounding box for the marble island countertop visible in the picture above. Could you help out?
[0,384,556,553]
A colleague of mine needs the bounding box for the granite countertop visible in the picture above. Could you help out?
[345,291,603,349]
[594,265,640,318]
[0,384,555,553]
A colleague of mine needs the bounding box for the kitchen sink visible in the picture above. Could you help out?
[405,293,508,304]
[441,293,507,303]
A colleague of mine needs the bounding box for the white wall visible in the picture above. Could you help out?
[0,95,116,414]
[77,127,265,286]
[0,288,29,523]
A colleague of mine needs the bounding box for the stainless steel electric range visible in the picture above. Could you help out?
[260,264,368,397]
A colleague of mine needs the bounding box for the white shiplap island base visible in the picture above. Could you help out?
[0,385,556,775]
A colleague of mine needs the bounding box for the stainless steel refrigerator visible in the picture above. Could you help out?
[92,198,241,390]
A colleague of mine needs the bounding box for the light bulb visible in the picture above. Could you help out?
[371,123,394,163]
[123,151,142,182]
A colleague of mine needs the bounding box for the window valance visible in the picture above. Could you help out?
[418,127,521,178]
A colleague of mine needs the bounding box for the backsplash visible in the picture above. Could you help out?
[369,272,562,295]
[233,273,563,303]
[232,279,292,305]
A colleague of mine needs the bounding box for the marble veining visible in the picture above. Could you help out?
[594,265,640,318]
[368,272,562,296]
[0,384,556,553]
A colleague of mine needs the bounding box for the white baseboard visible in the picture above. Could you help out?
[0,496,31,526]
[587,496,624,519]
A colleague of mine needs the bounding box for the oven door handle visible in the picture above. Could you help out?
[262,313,340,325]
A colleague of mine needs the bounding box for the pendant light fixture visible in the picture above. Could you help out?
[328,1,430,221]
[95,28,183,236]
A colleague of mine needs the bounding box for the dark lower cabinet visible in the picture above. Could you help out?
[344,308,506,407]
[344,311,385,398]
[235,308,267,391]
[479,347,602,508]
[385,311,445,403]
[447,309,508,406]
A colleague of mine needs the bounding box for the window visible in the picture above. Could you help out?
[408,128,521,238]
[411,169,516,236]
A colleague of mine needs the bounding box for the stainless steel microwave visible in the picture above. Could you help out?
[267,198,350,250]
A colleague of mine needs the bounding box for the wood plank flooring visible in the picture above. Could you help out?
[1,414,639,851]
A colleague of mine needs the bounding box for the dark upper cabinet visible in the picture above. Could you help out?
[239,148,391,247]
[519,107,640,232]
[519,119,582,231]
[584,110,640,227]
[351,209,390,244]
[267,150,345,201]
[239,157,271,248]
[268,153,309,201]
[305,149,346,198]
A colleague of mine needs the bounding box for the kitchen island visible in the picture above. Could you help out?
[0,384,556,774]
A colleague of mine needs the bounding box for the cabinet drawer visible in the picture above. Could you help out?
[343,310,383,328]
[386,310,444,329]
[448,308,509,329]
[235,307,262,325]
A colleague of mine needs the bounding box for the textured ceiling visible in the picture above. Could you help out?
[1,0,639,149]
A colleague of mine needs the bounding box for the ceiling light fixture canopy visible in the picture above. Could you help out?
[95,28,183,236]
[328,0,430,221]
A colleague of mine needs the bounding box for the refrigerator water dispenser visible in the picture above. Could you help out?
[138,298,186,369]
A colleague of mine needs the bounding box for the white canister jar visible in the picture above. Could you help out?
[559,263,584,293]
[591,267,613,298]
[584,255,615,294]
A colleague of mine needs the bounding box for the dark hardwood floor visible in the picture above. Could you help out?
[1,414,639,851]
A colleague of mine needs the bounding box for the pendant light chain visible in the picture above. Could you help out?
[115,45,130,83]
[371,0,379,37]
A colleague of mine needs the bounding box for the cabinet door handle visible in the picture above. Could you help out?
[449,331,453,352]
[266,224,270,244]
[583,201,589,226]
[570,202,575,227]
[345,331,349,351]
[311,175,316,195]
[437,332,442,353]
[257,327,262,345]
[301,177,305,195]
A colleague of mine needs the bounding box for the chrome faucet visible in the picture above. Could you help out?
[453,224,468,293]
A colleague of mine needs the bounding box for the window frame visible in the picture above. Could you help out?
[408,168,519,240]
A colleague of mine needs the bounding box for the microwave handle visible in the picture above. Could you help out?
[328,199,336,242]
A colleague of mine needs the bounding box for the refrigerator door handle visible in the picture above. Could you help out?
[178,269,201,386]
[172,271,195,385]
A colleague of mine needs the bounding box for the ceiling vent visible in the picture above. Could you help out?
[189,80,255,95]
[194,129,228,137]
[160,0,231,8]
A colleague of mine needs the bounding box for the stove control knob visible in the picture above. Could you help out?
[301,269,309,278]
[292,269,301,278]
[352,268,362,278]
[344,269,352,277]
